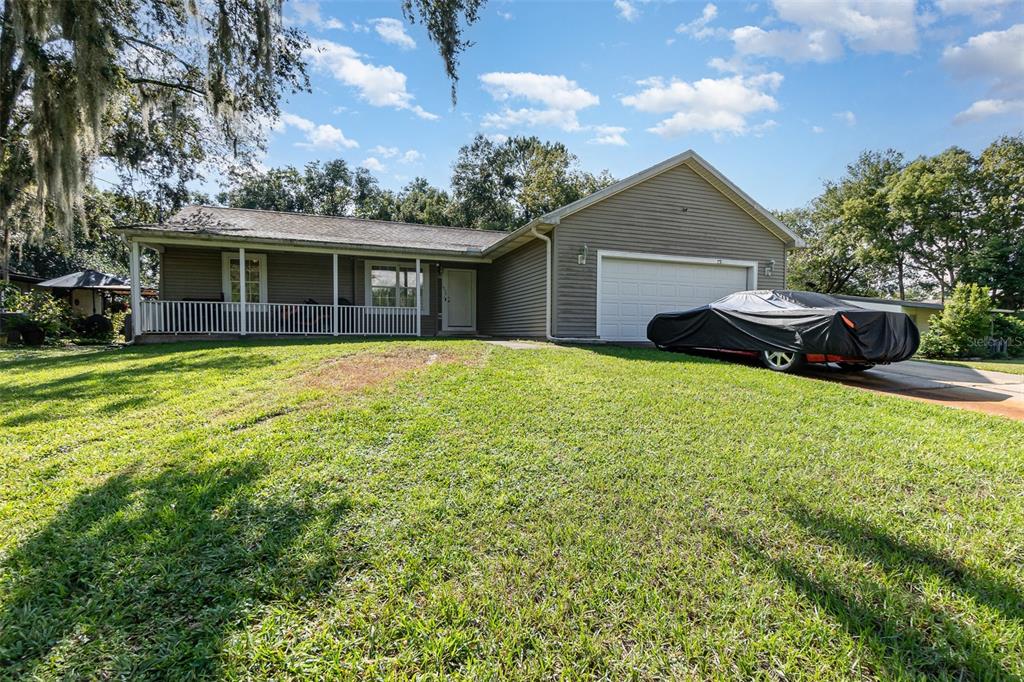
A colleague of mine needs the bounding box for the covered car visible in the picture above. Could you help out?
[646,289,920,372]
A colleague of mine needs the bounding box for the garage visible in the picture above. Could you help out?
[597,252,755,341]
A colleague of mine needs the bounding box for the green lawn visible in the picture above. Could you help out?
[922,357,1024,376]
[2,339,1023,679]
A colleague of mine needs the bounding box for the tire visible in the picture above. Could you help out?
[759,349,805,373]
[836,362,875,372]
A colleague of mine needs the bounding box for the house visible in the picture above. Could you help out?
[4,272,45,295]
[117,150,804,343]
[37,269,135,317]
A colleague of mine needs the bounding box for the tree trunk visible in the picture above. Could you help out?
[897,259,905,300]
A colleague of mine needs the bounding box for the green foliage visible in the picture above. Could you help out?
[1,287,69,336]
[918,283,994,358]
[993,314,1024,358]
[451,135,615,229]
[783,135,1024,307]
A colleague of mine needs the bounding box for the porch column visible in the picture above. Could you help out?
[332,253,339,336]
[415,257,422,337]
[130,240,141,339]
[239,247,246,336]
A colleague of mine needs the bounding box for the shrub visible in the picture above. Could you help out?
[75,314,115,341]
[993,313,1024,357]
[1,288,70,340]
[917,283,993,358]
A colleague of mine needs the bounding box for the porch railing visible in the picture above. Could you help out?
[138,300,419,336]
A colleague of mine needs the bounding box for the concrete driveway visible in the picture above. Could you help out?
[801,360,1024,420]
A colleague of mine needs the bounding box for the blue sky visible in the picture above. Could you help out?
[264,0,1024,211]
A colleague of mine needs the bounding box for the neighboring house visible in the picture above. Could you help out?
[37,269,135,317]
[835,295,944,334]
[117,150,803,343]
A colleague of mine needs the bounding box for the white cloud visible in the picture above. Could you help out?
[936,0,1013,23]
[615,0,640,22]
[811,125,824,133]
[480,72,599,132]
[677,4,721,39]
[368,145,423,163]
[370,145,399,158]
[588,125,628,146]
[772,0,918,53]
[372,18,416,50]
[306,39,438,120]
[731,26,842,62]
[621,73,782,137]
[942,24,1024,93]
[953,98,1024,123]
[278,113,359,149]
[291,1,345,30]
[729,0,918,64]
[481,72,600,111]
[833,110,856,126]
[497,10,514,20]
[943,24,1024,123]
[361,157,386,172]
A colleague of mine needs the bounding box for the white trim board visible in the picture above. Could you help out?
[595,249,757,341]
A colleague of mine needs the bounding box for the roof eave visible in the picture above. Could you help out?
[116,225,494,260]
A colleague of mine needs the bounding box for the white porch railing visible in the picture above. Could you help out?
[138,300,419,336]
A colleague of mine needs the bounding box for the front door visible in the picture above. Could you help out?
[442,268,476,332]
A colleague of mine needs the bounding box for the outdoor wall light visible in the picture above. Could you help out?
[578,243,589,265]
[765,259,775,278]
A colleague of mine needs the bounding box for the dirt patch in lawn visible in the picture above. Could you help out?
[298,346,476,394]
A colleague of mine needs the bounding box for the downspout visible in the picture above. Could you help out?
[530,225,602,343]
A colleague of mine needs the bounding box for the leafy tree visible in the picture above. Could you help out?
[394,178,457,226]
[838,150,912,299]
[887,147,983,301]
[218,160,356,216]
[973,135,1024,309]
[782,195,878,295]
[918,283,993,358]
[0,0,485,281]
[452,135,614,229]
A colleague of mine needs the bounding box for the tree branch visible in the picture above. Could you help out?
[125,75,204,97]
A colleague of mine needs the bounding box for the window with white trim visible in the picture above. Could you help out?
[366,262,428,313]
[221,253,268,303]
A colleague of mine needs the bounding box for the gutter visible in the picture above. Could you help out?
[530,225,604,344]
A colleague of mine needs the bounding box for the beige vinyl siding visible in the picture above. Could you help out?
[161,247,222,300]
[552,164,787,338]
[478,238,546,337]
[267,252,336,304]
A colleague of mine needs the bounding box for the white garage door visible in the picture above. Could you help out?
[598,255,752,341]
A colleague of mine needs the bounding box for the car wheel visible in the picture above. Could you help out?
[760,350,805,373]
[836,362,875,372]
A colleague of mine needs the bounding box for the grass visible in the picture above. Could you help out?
[1,339,1023,679]
[921,357,1024,376]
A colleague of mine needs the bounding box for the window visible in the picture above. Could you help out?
[366,262,428,312]
[221,253,267,303]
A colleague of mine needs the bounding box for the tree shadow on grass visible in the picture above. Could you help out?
[1,353,280,427]
[0,460,359,678]
[713,507,1023,680]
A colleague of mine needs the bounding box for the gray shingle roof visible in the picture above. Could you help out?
[128,206,508,254]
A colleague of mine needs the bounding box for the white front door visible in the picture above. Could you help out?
[442,268,476,332]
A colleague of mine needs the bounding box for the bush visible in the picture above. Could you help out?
[917,283,994,358]
[74,314,115,341]
[993,313,1024,357]
[3,288,69,337]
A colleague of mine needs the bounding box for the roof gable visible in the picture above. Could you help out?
[484,150,803,257]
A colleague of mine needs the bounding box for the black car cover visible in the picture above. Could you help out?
[646,290,920,363]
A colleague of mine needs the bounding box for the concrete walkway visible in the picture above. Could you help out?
[802,360,1024,420]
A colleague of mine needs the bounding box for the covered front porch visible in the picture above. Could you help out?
[128,240,481,340]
